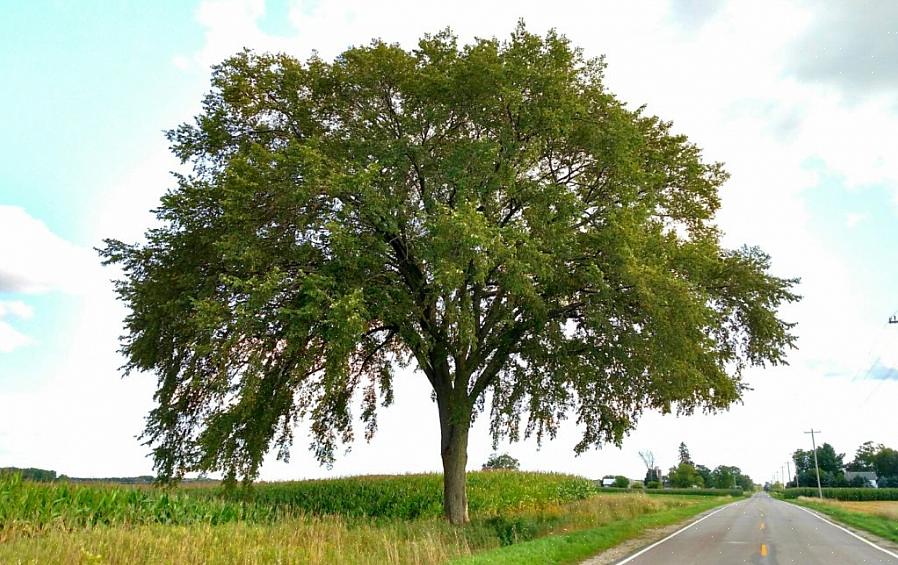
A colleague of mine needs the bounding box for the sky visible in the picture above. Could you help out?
[2,0,898,486]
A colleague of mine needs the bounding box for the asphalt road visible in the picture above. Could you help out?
[615,492,898,564]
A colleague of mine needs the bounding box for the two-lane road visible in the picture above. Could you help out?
[616,493,898,564]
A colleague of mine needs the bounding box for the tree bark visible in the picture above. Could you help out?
[439,395,471,525]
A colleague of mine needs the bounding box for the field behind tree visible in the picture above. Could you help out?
[0,471,739,564]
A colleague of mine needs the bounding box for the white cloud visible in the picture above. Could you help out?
[0,300,33,353]
[0,286,156,474]
[172,54,191,71]
[0,300,33,320]
[0,206,102,295]
[846,212,867,229]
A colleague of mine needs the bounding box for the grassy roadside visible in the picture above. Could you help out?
[452,495,738,565]
[0,492,733,564]
[1,473,745,564]
[787,498,898,545]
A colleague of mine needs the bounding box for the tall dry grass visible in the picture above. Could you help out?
[806,497,898,520]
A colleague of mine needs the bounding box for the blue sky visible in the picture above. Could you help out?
[1,2,200,243]
[2,0,898,484]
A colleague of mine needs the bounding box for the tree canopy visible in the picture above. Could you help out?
[846,440,880,472]
[678,442,692,466]
[668,462,704,488]
[100,24,798,523]
[793,443,846,487]
[482,453,520,471]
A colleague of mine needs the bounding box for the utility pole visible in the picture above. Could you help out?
[805,429,824,498]
[782,465,786,488]
[786,460,792,488]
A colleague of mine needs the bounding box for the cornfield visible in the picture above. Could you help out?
[197,472,601,519]
[0,470,600,538]
[782,487,898,501]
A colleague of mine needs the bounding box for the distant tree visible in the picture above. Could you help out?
[678,442,693,466]
[100,25,799,524]
[846,441,881,472]
[482,453,520,471]
[793,443,845,486]
[815,443,845,475]
[710,465,736,489]
[613,475,630,488]
[792,449,811,475]
[874,448,898,479]
[668,462,704,487]
[0,467,57,482]
[736,473,753,492]
[695,464,712,487]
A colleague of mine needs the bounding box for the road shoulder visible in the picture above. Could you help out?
[580,500,741,565]
[783,499,898,556]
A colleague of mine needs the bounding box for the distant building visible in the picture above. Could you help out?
[844,471,878,488]
[601,477,616,487]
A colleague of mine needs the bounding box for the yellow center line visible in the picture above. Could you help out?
[760,521,766,530]
[761,543,768,557]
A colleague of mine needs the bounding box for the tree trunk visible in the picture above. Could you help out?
[439,396,471,525]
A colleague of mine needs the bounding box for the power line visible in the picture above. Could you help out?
[844,318,898,422]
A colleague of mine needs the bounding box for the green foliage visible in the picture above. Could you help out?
[792,443,848,487]
[213,472,598,519]
[846,441,880,472]
[874,448,898,479]
[879,476,898,488]
[667,463,703,488]
[482,453,521,471]
[612,476,630,488]
[0,489,721,564]
[695,465,712,487]
[99,23,799,507]
[0,473,277,533]
[782,488,898,501]
[646,488,742,497]
[645,481,661,489]
[677,443,692,466]
[0,468,57,483]
[0,471,599,533]
[485,514,547,546]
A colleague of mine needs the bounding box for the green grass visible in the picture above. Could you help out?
[452,495,737,564]
[789,498,898,544]
[0,472,739,563]
[782,487,898,500]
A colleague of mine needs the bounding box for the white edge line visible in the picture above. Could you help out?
[787,501,898,561]
[614,499,743,564]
